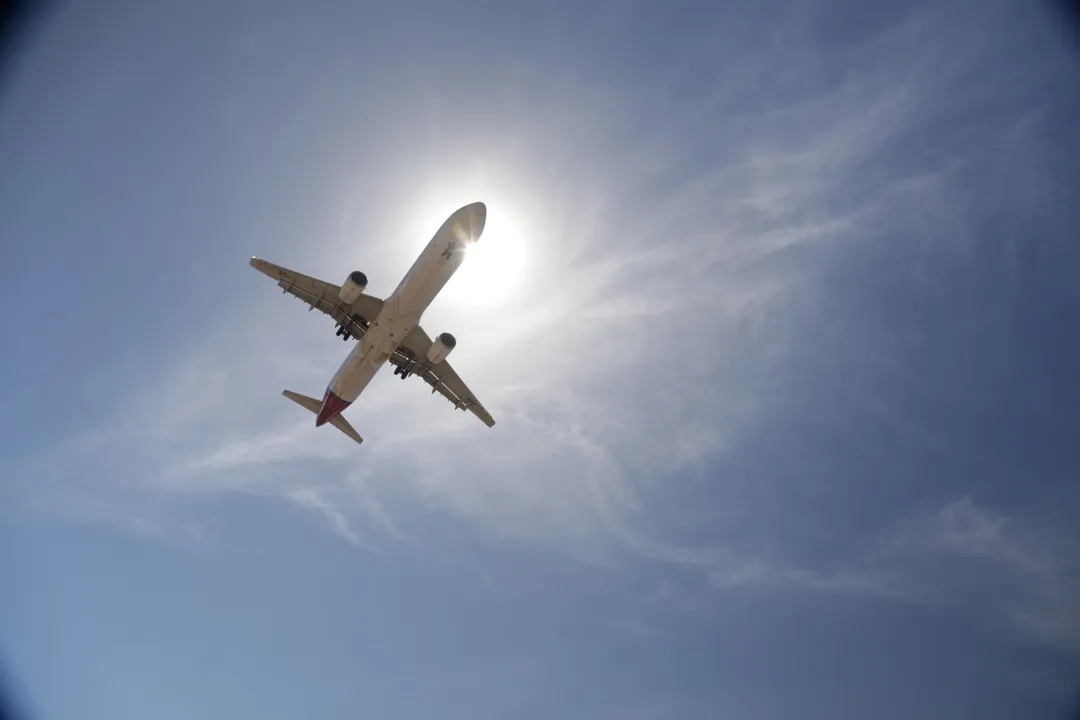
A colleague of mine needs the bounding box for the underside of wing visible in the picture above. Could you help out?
[390,327,495,427]
[250,257,383,340]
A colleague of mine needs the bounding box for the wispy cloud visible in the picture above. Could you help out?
[872,496,1080,651]
[877,496,1047,573]
[287,487,362,547]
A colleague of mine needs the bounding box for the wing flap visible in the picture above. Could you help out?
[250,257,383,339]
[391,327,495,427]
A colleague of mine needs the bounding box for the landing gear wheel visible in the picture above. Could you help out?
[335,326,344,337]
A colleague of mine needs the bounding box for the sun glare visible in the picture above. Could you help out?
[442,201,528,307]
[394,166,538,309]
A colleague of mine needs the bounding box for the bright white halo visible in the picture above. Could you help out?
[442,201,528,307]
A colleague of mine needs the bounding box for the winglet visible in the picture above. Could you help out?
[282,390,364,445]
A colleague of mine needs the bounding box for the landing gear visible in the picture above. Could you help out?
[335,315,366,342]
[394,350,419,381]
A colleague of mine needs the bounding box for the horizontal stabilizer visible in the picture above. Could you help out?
[282,390,364,445]
[282,389,321,414]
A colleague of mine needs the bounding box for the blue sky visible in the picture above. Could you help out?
[2,0,1080,718]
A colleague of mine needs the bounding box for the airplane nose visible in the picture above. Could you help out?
[458,201,486,241]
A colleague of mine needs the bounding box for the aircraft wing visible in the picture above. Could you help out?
[249,257,384,339]
[391,326,496,427]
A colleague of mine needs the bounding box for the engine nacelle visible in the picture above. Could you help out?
[338,270,368,304]
[425,332,457,364]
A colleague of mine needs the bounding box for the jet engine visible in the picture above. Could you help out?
[425,332,457,364]
[338,271,367,304]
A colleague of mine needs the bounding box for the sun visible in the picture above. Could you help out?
[441,201,528,307]
[394,164,538,309]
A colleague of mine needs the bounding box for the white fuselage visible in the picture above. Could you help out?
[326,202,483,406]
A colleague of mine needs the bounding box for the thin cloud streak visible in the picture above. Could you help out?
[872,497,1080,651]
[287,487,363,548]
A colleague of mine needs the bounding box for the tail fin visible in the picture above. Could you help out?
[282,390,364,445]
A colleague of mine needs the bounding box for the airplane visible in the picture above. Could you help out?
[249,201,495,445]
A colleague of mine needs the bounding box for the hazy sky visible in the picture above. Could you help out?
[3,1,1080,718]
